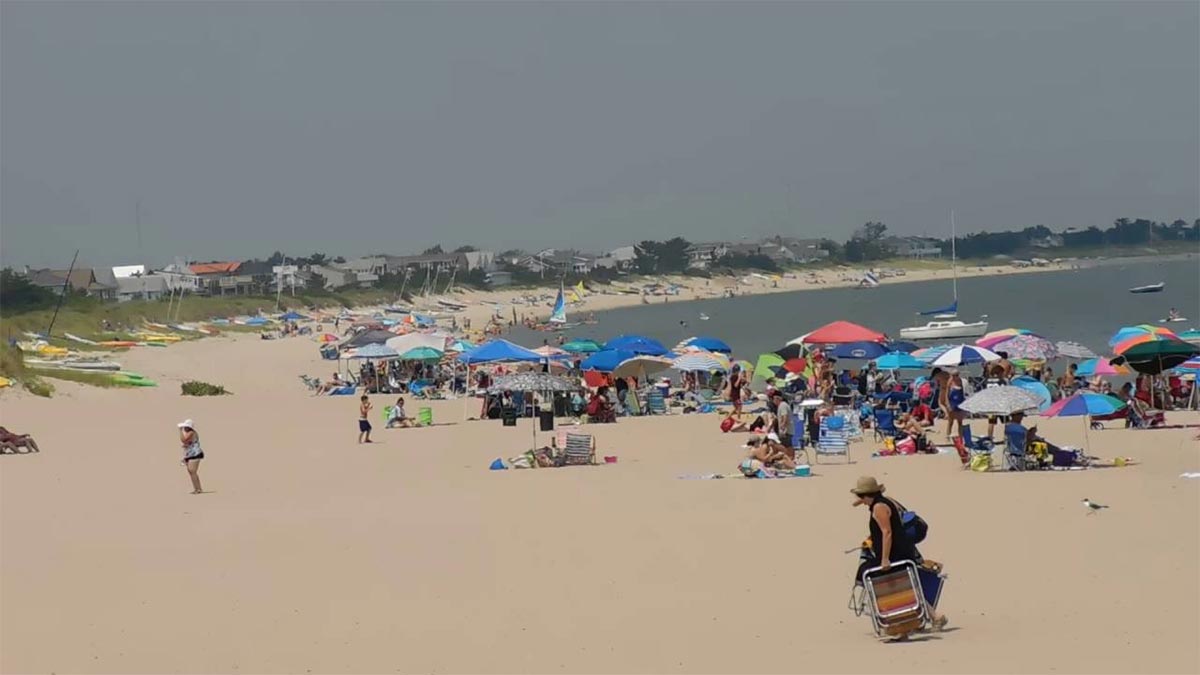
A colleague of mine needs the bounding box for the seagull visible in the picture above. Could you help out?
[1082,498,1109,514]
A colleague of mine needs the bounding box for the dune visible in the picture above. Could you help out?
[1,334,1197,674]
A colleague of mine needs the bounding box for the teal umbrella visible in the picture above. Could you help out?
[562,338,603,354]
[400,346,444,362]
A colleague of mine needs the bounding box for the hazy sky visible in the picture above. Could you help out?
[2,1,1197,268]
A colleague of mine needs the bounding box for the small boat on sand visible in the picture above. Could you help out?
[1129,282,1164,294]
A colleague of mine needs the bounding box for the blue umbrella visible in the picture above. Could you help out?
[873,352,926,370]
[278,311,308,321]
[458,339,544,365]
[1009,375,1052,412]
[580,349,636,373]
[885,341,920,354]
[681,336,733,354]
[830,341,891,360]
[604,335,669,356]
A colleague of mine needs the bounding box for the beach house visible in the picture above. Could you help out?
[25,267,118,300]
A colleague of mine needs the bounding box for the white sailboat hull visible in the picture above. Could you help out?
[899,320,989,341]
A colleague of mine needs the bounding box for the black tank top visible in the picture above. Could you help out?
[867,496,916,563]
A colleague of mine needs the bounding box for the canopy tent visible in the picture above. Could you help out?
[344,329,399,349]
[603,335,670,356]
[579,349,637,373]
[347,343,400,360]
[562,338,604,354]
[792,320,886,345]
[385,332,447,355]
[487,373,582,448]
[458,339,544,365]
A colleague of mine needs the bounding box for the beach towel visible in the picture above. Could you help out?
[329,386,356,396]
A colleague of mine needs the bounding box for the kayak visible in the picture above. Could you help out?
[1160,317,1188,323]
[99,341,138,348]
[112,372,157,387]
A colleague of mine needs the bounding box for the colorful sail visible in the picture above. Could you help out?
[549,285,567,324]
[575,281,587,297]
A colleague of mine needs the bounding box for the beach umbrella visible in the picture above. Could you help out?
[348,343,400,359]
[873,352,926,370]
[487,372,582,448]
[1075,357,1128,377]
[829,341,891,360]
[975,328,1033,350]
[385,332,446,355]
[1055,341,1097,360]
[580,349,636,373]
[959,386,1043,416]
[885,341,920,354]
[1174,356,1200,372]
[446,339,476,353]
[317,333,340,343]
[988,334,1059,361]
[672,352,728,372]
[1108,324,1178,348]
[604,335,670,356]
[773,343,806,360]
[562,338,603,354]
[678,336,733,354]
[1112,338,1200,375]
[932,345,1001,367]
[399,346,443,362]
[754,353,785,380]
[613,355,673,381]
[793,320,886,345]
[582,370,608,388]
[1179,329,1200,346]
[533,345,568,357]
[1043,392,1126,418]
[1009,376,1053,412]
[912,344,954,363]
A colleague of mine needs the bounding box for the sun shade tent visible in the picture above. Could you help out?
[613,355,673,380]
[793,321,887,345]
[603,335,670,356]
[348,344,400,359]
[278,311,308,321]
[458,339,544,365]
[344,330,399,349]
[385,332,447,355]
[488,373,582,448]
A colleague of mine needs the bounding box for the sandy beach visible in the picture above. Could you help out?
[1,333,1197,674]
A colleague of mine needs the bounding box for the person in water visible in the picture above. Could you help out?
[1168,307,1179,320]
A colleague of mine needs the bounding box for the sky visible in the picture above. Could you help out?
[2,1,1198,269]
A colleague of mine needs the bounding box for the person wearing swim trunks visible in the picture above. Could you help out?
[358,395,373,443]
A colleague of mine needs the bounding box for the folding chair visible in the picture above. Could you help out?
[960,424,994,452]
[816,416,851,464]
[861,561,931,639]
[873,409,899,442]
[1004,425,1032,471]
[563,432,597,466]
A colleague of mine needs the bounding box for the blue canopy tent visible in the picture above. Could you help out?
[580,349,636,373]
[873,352,927,370]
[458,339,544,365]
[278,311,308,321]
[603,335,670,356]
[680,336,733,354]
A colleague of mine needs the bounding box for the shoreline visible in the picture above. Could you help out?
[436,252,1194,329]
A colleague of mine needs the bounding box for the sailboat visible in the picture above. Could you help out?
[899,212,989,341]
[548,284,567,325]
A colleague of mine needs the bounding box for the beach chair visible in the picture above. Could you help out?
[299,374,321,391]
[816,416,851,464]
[563,432,596,466]
[873,409,899,442]
[960,425,994,452]
[861,561,931,639]
[1127,403,1165,429]
[646,390,668,415]
[1004,425,1032,471]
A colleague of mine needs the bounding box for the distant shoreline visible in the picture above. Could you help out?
[446,251,1194,328]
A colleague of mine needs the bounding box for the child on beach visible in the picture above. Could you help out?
[176,419,204,494]
[358,395,373,443]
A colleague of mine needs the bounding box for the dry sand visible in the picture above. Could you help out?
[2,334,1198,674]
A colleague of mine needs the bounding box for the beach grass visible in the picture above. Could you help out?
[0,344,53,397]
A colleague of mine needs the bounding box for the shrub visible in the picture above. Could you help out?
[181,380,230,396]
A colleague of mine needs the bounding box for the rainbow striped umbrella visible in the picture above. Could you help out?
[1108,324,1178,349]
[1075,357,1129,376]
[912,344,954,363]
[976,328,1034,350]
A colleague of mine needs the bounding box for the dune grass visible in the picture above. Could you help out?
[0,344,53,397]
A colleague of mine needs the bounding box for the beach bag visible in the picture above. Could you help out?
[896,437,916,455]
[900,510,929,545]
[969,453,991,472]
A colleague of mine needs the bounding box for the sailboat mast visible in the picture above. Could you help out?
[950,210,958,302]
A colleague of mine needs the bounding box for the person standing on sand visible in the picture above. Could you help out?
[176,419,204,494]
[358,395,373,443]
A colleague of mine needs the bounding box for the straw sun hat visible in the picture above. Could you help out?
[851,476,885,496]
[176,419,196,430]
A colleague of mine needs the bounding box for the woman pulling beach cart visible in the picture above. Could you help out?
[847,476,948,640]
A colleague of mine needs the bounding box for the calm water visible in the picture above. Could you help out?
[511,257,1199,359]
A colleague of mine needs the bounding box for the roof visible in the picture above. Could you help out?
[27,268,115,291]
[189,262,242,275]
[112,265,147,278]
[116,275,169,294]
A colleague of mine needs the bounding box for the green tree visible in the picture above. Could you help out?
[422,244,444,255]
[453,245,478,253]
[0,269,57,313]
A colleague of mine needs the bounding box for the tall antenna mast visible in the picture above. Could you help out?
[950,210,958,302]
[135,200,143,261]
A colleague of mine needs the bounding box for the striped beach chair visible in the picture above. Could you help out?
[816,416,851,464]
[563,432,596,466]
[862,561,930,638]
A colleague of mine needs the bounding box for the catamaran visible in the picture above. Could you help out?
[899,211,989,341]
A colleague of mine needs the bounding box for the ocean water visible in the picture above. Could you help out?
[511,257,1199,360]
